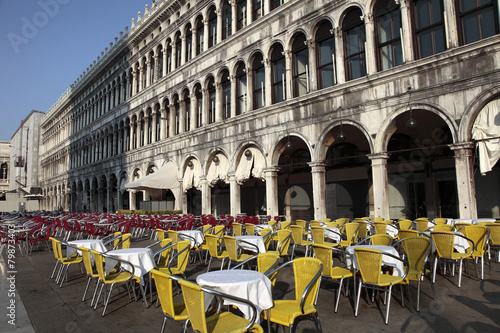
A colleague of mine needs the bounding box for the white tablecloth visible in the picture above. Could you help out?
[235,236,266,254]
[67,239,106,257]
[324,227,341,243]
[472,218,496,224]
[424,231,470,254]
[196,269,273,322]
[346,245,404,276]
[178,230,204,247]
[105,248,155,285]
[451,219,474,226]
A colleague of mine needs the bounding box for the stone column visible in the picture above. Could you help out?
[307,39,317,92]
[309,162,327,220]
[451,143,477,219]
[399,0,414,62]
[179,99,186,134]
[248,0,253,25]
[163,42,169,76]
[181,35,187,66]
[202,89,209,126]
[231,2,237,33]
[264,58,272,106]
[284,50,292,100]
[217,9,223,44]
[107,179,112,213]
[264,167,280,218]
[368,153,390,219]
[151,111,157,142]
[443,0,459,48]
[160,108,166,140]
[200,176,211,214]
[192,28,198,56]
[230,75,237,118]
[247,67,253,112]
[229,173,241,217]
[169,104,176,137]
[190,94,198,130]
[132,70,138,95]
[143,116,149,146]
[364,13,377,75]
[172,42,177,70]
[215,83,223,122]
[204,19,210,51]
[129,190,137,211]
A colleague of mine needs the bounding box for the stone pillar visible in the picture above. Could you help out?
[231,2,237,33]
[307,39,317,92]
[369,153,390,219]
[248,0,253,25]
[309,162,327,220]
[230,75,237,118]
[364,13,377,75]
[204,19,210,51]
[107,179,112,213]
[151,111,157,142]
[172,42,177,70]
[192,28,198,56]
[169,104,176,137]
[443,0,459,48]
[229,173,241,217]
[143,116,149,146]
[451,143,477,219]
[284,50,292,100]
[264,58,272,106]
[160,108,166,140]
[264,167,280,218]
[217,9,223,44]
[132,70,138,95]
[163,42,169,76]
[202,89,209,126]
[215,83,223,122]
[179,99,186,134]
[247,68,253,112]
[399,0,414,62]
[200,176,211,214]
[190,94,198,129]
[129,190,137,211]
[181,35,187,66]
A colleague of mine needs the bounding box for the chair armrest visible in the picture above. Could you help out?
[100,253,135,279]
[230,254,258,270]
[167,242,191,274]
[178,233,197,247]
[102,234,122,246]
[112,235,132,250]
[236,239,260,254]
[455,233,475,256]
[379,251,410,280]
[299,263,323,313]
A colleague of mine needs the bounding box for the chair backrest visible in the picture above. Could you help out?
[354,247,384,284]
[268,220,278,231]
[373,217,385,223]
[91,250,107,281]
[276,229,292,256]
[156,229,165,241]
[79,247,96,277]
[462,225,488,256]
[296,220,307,229]
[214,225,225,237]
[430,231,455,258]
[157,238,173,267]
[415,220,429,232]
[416,217,429,221]
[121,233,132,249]
[357,220,368,240]
[49,237,60,261]
[310,226,325,244]
[373,222,387,235]
[232,223,243,236]
[245,223,255,235]
[321,218,331,223]
[434,218,448,225]
[310,220,321,228]
[113,232,122,248]
[260,228,272,249]
[454,222,471,232]
[311,243,333,277]
[150,269,182,319]
[258,253,280,286]
[398,229,418,239]
[400,236,430,280]
[223,236,239,261]
[433,224,453,232]
[293,257,323,308]
[370,234,393,246]
[487,224,500,245]
[326,221,339,228]
[345,223,360,245]
[178,279,209,333]
[170,240,191,274]
[205,234,221,256]
[290,225,306,245]
[398,219,413,230]
[167,230,179,243]
[280,221,291,230]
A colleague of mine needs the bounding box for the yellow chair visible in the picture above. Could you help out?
[205,234,228,271]
[398,219,413,230]
[79,247,100,305]
[92,250,142,316]
[310,220,321,228]
[336,222,360,249]
[231,252,280,289]
[232,222,243,236]
[280,221,291,230]
[354,247,406,324]
[356,220,369,241]
[310,226,337,247]
[259,228,273,250]
[112,231,122,249]
[433,224,453,232]
[214,225,225,238]
[114,233,131,249]
[154,238,174,269]
[290,225,312,259]
[164,240,191,278]
[373,217,385,223]
[178,278,264,333]
[167,230,179,243]
[373,222,387,235]
[200,225,214,263]
[454,222,472,232]
[52,239,83,287]
[356,234,393,246]
[312,244,353,312]
[295,219,307,229]
[398,229,418,240]
[267,229,292,262]
[245,223,256,235]
[487,224,500,262]
[326,221,339,228]
[415,220,429,233]
[396,236,435,311]
[268,220,278,231]
[150,269,188,332]
[262,257,323,332]
[321,218,331,223]
[434,218,448,225]
[156,228,165,241]
[430,231,474,287]
[462,225,489,280]
[224,235,255,269]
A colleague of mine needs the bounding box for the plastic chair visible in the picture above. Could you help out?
[415,220,429,233]
[433,224,453,232]
[167,230,179,243]
[310,226,338,247]
[259,228,273,250]
[245,223,256,235]
[178,278,264,333]
[430,231,474,287]
[310,220,321,228]
[487,224,500,262]
[434,218,448,225]
[290,225,312,259]
[311,244,353,312]
[79,247,100,306]
[166,240,191,278]
[205,234,228,271]
[397,219,413,230]
[150,269,189,333]
[232,222,243,236]
[214,225,225,238]
[454,222,472,232]
[356,220,369,241]
[224,235,255,269]
[336,222,360,249]
[280,221,292,230]
[356,234,393,246]
[398,229,418,240]
[113,233,132,250]
[462,225,489,280]
[267,229,292,262]
[52,239,83,287]
[156,228,165,241]
[354,247,407,324]
[395,236,436,311]
[373,222,387,235]
[262,257,323,332]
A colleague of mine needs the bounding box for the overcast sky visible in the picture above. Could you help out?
[0,0,148,141]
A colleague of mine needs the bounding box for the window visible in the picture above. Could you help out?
[237,0,248,31]
[271,45,286,104]
[140,115,145,146]
[253,53,265,110]
[183,91,191,132]
[236,64,247,115]
[270,0,284,12]
[174,96,180,134]
[175,33,182,68]
[208,8,217,48]
[207,78,216,124]
[196,16,204,55]
[292,34,309,97]
[194,84,203,128]
[456,0,499,45]
[221,70,231,119]
[185,24,193,62]
[253,0,263,21]
[165,102,171,138]
[375,0,403,70]
[316,21,336,89]
[343,8,366,81]
[222,1,232,40]
[0,163,7,180]
[412,0,446,59]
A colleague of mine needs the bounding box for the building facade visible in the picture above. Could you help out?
[0,141,10,198]
[40,0,500,220]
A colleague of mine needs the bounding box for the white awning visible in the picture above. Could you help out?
[182,159,202,191]
[125,162,180,191]
[235,147,266,184]
[472,98,500,174]
[206,153,229,186]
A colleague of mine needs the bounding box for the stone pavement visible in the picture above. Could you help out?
[1,238,500,333]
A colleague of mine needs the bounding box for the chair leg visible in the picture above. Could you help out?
[90,280,100,307]
[432,256,438,283]
[82,276,92,302]
[355,280,362,317]
[102,283,115,316]
[334,277,344,313]
[385,285,393,324]
[407,283,414,313]
[458,259,463,288]
[313,312,323,332]
[160,316,167,333]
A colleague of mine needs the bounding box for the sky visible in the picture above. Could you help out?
[0,0,148,141]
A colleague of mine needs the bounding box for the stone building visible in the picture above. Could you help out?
[40,0,500,220]
[0,141,10,198]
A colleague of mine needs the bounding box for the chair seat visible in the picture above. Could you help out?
[106,271,135,284]
[366,275,403,287]
[206,311,263,333]
[330,267,353,279]
[262,300,317,326]
[170,302,188,320]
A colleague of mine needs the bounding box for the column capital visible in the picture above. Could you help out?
[308,161,327,172]
[263,167,280,175]
[450,142,475,157]
[368,152,390,161]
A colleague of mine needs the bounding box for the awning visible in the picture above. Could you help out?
[235,147,266,184]
[206,153,229,186]
[182,159,202,191]
[472,98,500,174]
[125,162,180,191]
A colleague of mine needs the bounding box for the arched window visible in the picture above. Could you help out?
[166,40,172,74]
[456,0,499,45]
[207,77,216,123]
[149,53,155,84]
[316,21,336,89]
[271,44,286,104]
[252,53,265,110]
[221,70,231,119]
[253,0,263,21]
[157,47,164,79]
[195,16,204,55]
[165,100,171,138]
[183,90,191,132]
[412,0,446,59]
[375,0,403,70]
[222,1,232,40]
[236,63,247,115]
[208,7,218,48]
[194,84,203,128]
[175,33,182,68]
[155,104,161,141]
[173,95,180,134]
[292,33,309,97]
[343,7,366,81]
[185,24,193,62]
[147,110,153,144]
[237,0,248,31]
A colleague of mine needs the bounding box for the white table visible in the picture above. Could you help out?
[235,235,266,254]
[346,245,404,276]
[105,248,155,285]
[324,227,341,243]
[178,230,204,247]
[451,219,474,226]
[67,239,106,257]
[424,231,470,254]
[196,269,273,322]
[473,218,496,224]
